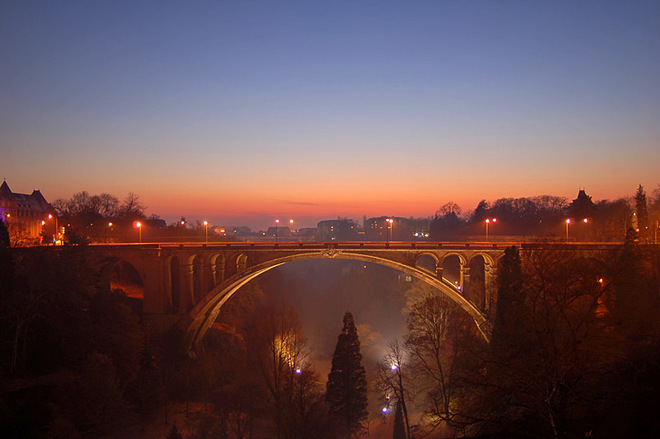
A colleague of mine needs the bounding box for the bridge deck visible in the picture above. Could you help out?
[88,241,629,251]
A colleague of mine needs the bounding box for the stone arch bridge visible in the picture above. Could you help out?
[87,241,619,356]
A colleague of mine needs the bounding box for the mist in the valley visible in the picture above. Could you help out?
[253,259,415,378]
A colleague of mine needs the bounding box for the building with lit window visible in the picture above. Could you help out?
[317,219,358,241]
[0,180,54,245]
[364,216,430,241]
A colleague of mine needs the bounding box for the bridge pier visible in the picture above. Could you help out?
[462,265,470,296]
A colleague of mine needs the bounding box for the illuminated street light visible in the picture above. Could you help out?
[46,213,59,245]
[136,221,142,243]
[203,220,208,243]
[565,218,571,242]
[275,219,279,243]
[289,219,295,238]
[485,218,497,240]
[386,218,393,243]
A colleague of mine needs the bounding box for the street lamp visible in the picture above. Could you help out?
[386,218,393,243]
[203,220,208,243]
[565,218,571,242]
[485,218,497,240]
[136,221,142,243]
[46,213,60,245]
[289,219,295,239]
[275,219,279,243]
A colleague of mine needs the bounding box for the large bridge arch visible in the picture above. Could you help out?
[99,256,146,299]
[185,250,492,357]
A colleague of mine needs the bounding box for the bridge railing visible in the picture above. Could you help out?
[87,241,628,251]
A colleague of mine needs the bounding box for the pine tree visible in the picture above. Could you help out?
[326,312,368,438]
[635,184,649,242]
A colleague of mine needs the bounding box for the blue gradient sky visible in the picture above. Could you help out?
[2,1,659,229]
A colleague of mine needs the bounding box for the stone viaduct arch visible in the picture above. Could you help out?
[67,241,623,357]
[183,245,504,357]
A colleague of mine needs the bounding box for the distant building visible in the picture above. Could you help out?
[266,226,291,239]
[566,189,598,241]
[297,227,317,241]
[316,219,358,241]
[0,180,54,245]
[567,189,597,220]
[144,217,167,229]
[364,216,429,241]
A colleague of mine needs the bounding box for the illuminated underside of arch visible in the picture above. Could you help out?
[185,251,491,357]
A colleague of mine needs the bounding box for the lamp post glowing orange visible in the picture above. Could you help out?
[275,219,279,243]
[49,213,62,245]
[565,218,571,242]
[485,218,497,240]
[136,221,142,243]
[203,220,208,243]
[386,218,393,243]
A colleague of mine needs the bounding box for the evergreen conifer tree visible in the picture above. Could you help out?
[635,184,649,241]
[326,311,368,438]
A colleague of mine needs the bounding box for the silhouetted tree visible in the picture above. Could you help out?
[326,311,368,438]
[376,340,412,439]
[59,352,130,435]
[481,246,615,438]
[0,217,10,249]
[594,198,632,241]
[429,203,466,240]
[393,402,406,439]
[131,346,164,430]
[403,293,483,434]
[88,288,143,385]
[167,423,183,439]
[247,298,330,438]
[635,184,650,242]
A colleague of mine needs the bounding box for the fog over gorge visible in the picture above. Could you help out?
[243,259,411,378]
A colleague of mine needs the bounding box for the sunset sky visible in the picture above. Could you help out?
[3,1,659,229]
